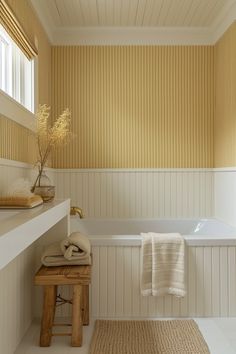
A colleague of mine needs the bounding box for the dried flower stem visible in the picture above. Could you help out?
[31,104,72,192]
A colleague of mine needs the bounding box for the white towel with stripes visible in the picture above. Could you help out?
[141,232,186,297]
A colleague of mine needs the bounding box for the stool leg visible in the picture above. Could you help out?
[82,285,89,325]
[40,285,57,347]
[71,284,82,346]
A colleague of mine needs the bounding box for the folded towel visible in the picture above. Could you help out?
[60,232,91,261]
[141,233,185,297]
[41,241,91,267]
[0,195,43,208]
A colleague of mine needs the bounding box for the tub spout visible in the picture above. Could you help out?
[70,206,84,218]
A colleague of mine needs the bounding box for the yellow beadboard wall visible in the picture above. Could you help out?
[0,0,51,164]
[215,22,236,167]
[0,115,36,163]
[52,46,214,168]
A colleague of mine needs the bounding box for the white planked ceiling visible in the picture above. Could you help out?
[33,0,234,27]
[30,0,236,44]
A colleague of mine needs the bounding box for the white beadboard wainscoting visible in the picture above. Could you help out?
[0,159,55,196]
[0,159,50,354]
[54,169,214,218]
[33,244,236,319]
[0,245,35,354]
[0,215,68,354]
[0,159,66,354]
[90,245,236,318]
[2,160,236,354]
[0,161,214,218]
[214,169,236,227]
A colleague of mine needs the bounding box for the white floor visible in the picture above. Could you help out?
[15,318,236,354]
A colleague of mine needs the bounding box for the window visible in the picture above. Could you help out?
[0,24,34,112]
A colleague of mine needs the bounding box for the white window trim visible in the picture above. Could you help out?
[0,56,38,132]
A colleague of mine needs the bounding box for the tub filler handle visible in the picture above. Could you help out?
[70,206,84,218]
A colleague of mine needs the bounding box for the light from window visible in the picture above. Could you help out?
[0,24,34,112]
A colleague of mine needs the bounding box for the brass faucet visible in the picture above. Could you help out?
[70,206,84,218]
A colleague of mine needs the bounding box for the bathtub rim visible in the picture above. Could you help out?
[87,234,236,247]
[70,217,236,247]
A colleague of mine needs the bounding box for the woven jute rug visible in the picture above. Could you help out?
[89,319,210,354]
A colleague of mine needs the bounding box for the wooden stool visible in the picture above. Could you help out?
[34,264,92,347]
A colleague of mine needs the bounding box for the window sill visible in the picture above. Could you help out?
[0,89,36,132]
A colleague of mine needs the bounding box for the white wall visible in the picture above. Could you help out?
[214,169,236,227]
[55,169,214,218]
[0,160,56,354]
[0,245,35,354]
[0,159,55,197]
[0,161,214,220]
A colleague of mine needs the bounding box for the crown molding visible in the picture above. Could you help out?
[51,27,213,45]
[210,1,236,43]
[30,0,236,45]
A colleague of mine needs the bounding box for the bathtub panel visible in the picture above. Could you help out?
[140,290,149,317]
[148,293,156,317]
[131,247,140,316]
[180,247,189,316]
[124,247,132,317]
[91,246,100,317]
[172,294,181,317]
[107,246,116,316]
[87,245,236,318]
[204,247,212,316]
[188,247,196,316]
[99,247,108,317]
[211,247,220,316]
[115,247,124,316]
[196,247,204,316]
[220,247,229,316]
[31,244,236,320]
[228,247,236,316]
[156,296,165,317]
[164,295,172,317]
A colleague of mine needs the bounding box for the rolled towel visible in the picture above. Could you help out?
[60,232,91,261]
[41,241,91,267]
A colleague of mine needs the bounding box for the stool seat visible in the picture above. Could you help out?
[35,264,91,285]
[34,264,92,347]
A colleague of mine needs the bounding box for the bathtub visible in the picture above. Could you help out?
[68,217,236,318]
[70,217,236,246]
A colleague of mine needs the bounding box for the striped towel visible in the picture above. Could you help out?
[141,233,186,297]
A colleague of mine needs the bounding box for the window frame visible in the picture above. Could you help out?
[0,25,37,132]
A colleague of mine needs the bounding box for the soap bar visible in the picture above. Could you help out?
[0,195,43,208]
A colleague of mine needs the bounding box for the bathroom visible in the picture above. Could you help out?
[1,0,236,353]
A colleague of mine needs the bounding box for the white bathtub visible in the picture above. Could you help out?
[68,217,236,318]
[70,218,236,246]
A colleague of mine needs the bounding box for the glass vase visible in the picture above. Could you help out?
[34,171,55,202]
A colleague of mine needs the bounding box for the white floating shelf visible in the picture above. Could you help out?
[0,199,70,270]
